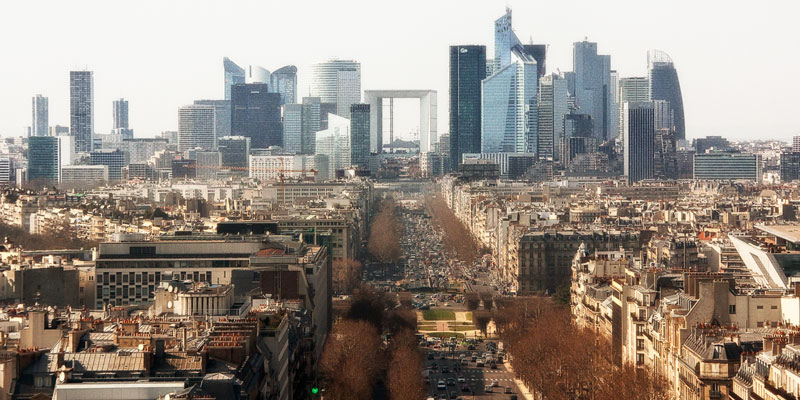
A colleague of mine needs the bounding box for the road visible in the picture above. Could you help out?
[422,339,519,399]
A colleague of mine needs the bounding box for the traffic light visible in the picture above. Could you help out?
[311,387,319,395]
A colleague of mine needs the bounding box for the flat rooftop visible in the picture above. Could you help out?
[756,224,800,244]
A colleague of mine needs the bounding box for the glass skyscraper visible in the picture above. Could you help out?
[283,103,303,154]
[70,70,94,153]
[648,50,685,140]
[349,104,370,169]
[537,74,569,161]
[271,65,298,105]
[230,83,283,149]
[481,9,539,154]
[623,102,655,184]
[310,59,361,118]
[223,57,245,101]
[572,41,612,141]
[28,136,59,183]
[194,99,231,140]
[178,104,216,152]
[32,94,48,137]
[449,45,486,170]
[314,114,351,180]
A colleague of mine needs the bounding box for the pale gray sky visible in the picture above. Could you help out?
[1,0,798,142]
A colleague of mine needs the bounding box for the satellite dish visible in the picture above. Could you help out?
[58,371,66,383]
[138,344,145,351]
[168,285,174,293]
[167,301,173,309]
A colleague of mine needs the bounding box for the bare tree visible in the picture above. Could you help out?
[333,258,363,294]
[465,293,480,311]
[320,320,385,400]
[367,198,402,264]
[424,195,482,264]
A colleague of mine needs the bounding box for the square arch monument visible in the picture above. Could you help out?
[363,90,437,154]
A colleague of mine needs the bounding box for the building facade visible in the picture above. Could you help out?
[693,152,762,183]
[349,104,370,169]
[231,83,282,149]
[648,50,685,140]
[624,102,655,184]
[31,94,48,137]
[178,104,216,152]
[449,45,486,170]
[69,70,94,153]
[309,59,361,118]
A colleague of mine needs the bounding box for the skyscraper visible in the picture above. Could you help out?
[648,50,685,140]
[31,94,48,137]
[537,74,569,160]
[27,136,59,183]
[449,45,486,170]
[350,104,370,169]
[619,77,650,139]
[310,59,361,117]
[301,97,322,155]
[223,57,245,101]
[482,9,538,154]
[271,65,298,105]
[70,70,94,152]
[112,98,128,129]
[572,41,612,141]
[246,65,270,84]
[194,99,231,141]
[623,102,655,184]
[315,114,351,179]
[217,136,250,174]
[178,104,216,152]
[230,83,282,149]
[283,103,303,154]
[112,98,133,139]
[90,149,127,181]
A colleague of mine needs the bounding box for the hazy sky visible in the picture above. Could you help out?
[1,0,798,142]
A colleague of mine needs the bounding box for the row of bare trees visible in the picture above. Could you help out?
[332,258,363,294]
[367,197,402,265]
[493,297,669,400]
[424,195,482,264]
[320,286,424,400]
[0,218,95,250]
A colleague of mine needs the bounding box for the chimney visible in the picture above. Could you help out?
[764,336,774,354]
[56,352,64,368]
[794,282,800,297]
[67,330,83,353]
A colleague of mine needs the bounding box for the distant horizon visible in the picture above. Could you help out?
[1,0,799,142]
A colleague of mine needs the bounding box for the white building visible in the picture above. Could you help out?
[310,59,361,118]
[249,154,317,181]
[60,165,108,184]
[177,105,216,152]
[315,114,351,179]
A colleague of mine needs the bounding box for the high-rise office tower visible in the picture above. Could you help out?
[493,8,546,76]
[301,97,322,155]
[793,136,800,153]
[217,136,250,173]
[31,94,48,137]
[572,41,612,141]
[70,70,94,153]
[609,71,620,142]
[649,50,685,140]
[90,149,127,181]
[112,98,133,139]
[315,114,351,179]
[230,83,282,149]
[653,100,674,131]
[537,74,569,160]
[310,59,361,117]
[223,57,245,101]
[449,45,486,170]
[194,99,231,141]
[619,77,650,139]
[271,65,297,105]
[246,65,270,84]
[482,9,538,154]
[350,104,370,169]
[27,136,59,183]
[178,104,216,152]
[623,102,655,183]
[283,103,303,154]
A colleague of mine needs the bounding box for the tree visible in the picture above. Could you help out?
[346,285,388,332]
[479,292,494,310]
[473,311,491,337]
[465,293,480,311]
[385,308,417,335]
[333,258,363,294]
[424,195,482,264]
[387,346,425,400]
[320,320,384,400]
[367,198,402,264]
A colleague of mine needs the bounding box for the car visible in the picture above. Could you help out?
[449,392,458,399]
[440,353,446,360]
[510,395,518,400]
[490,362,497,369]
[437,380,446,390]
[461,384,471,392]
[431,363,438,370]
[484,385,493,393]
[438,395,447,400]
[504,387,512,394]
[460,358,468,365]
[470,355,477,362]
[442,365,450,373]
[446,378,455,386]
[467,344,476,350]
[427,353,434,360]
[457,376,466,384]
[476,359,484,367]
[492,380,499,387]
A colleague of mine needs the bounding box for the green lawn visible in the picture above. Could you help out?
[426,332,465,338]
[450,325,477,331]
[422,310,456,321]
[418,326,438,331]
[464,312,473,322]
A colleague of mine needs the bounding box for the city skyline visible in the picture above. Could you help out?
[1,0,798,142]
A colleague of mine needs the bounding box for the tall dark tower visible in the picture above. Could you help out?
[648,50,685,141]
[230,83,282,149]
[623,102,655,184]
[70,70,94,152]
[449,45,486,170]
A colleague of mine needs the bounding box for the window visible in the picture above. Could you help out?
[757,321,764,328]
[729,305,736,314]
[772,305,778,310]
[757,305,763,310]
[129,246,156,256]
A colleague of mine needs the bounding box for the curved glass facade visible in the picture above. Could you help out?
[648,50,685,140]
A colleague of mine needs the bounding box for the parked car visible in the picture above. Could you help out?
[437,380,446,390]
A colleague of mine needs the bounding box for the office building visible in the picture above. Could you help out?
[172,157,196,179]
[194,151,220,180]
[449,49,484,171]
[60,165,108,185]
[310,59,361,117]
[178,104,216,152]
[271,65,297,105]
[623,102,655,184]
[649,50,685,140]
[350,104,370,169]
[482,9,538,154]
[364,90,437,153]
[694,152,762,183]
[49,125,69,136]
[793,136,800,153]
[246,64,270,84]
[217,136,250,172]
[31,94,48,137]
[193,99,231,139]
[56,135,75,169]
[315,114,351,179]
[27,136,59,183]
[695,135,730,154]
[249,154,317,181]
[231,83,282,149]
[223,57,245,100]
[653,100,674,131]
[781,151,800,182]
[301,97,322,154]
[461,152,536,179]
[90,149,127,181]
[537,73,569,160]
[283,103,303,154]
[573,41,612,141]
[619,77,651,139]
[112,98,133,139]
[70,70,94,152]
